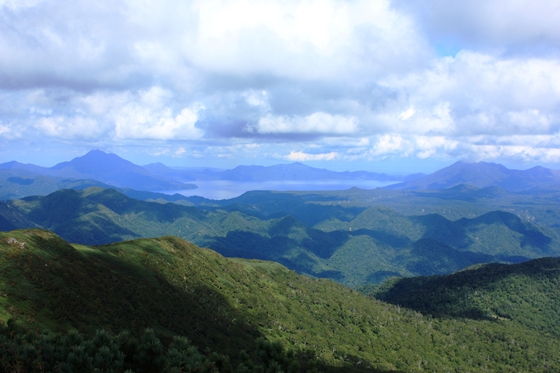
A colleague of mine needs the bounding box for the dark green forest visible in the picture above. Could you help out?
[370,258,560,339]
[2,229,560,372]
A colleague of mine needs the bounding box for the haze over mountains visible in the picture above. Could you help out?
[0,150,195,193]
[387,160,560,192]
[2,150,560,203]
[0,149,420,191]
[144,161,423,183]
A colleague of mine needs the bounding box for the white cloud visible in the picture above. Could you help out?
[243,90,269,108]
[399,107,416,121]
[113,105,203,140]
[33,116,104,139]
[368,134,459,160]
[0,0,46,10]
[0,0,430,90]
[414,135,458,159]
[286,151,338,161]
[83,87,205,141]
[8,87,205,142]
[372,134,405,156]
[461,143,560,164]
[253,112,358,135]
[1,0,559,169]
[378,52,560,137]
[0,123,10,137]
[395,0,560,53]
[187,0,429,80]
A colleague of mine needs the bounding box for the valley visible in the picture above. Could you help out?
[3,186,560,287]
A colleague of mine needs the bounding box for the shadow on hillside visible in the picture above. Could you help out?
[350,229,411,248]
[208,230,301,259]
[375,258,560,322]
[3,233,404,372]
[319,365,403,373]
[315,351,405,373]
[4,236,261,359]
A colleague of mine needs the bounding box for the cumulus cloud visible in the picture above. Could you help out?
[393,0,560,55]
[377,52,560,137]
[0,0,559,169]
[110,88,204,140]
[0,123,10,137]
[184,0,430,80]
[8,86,204,142]
[33,116,103,140]
[251,112,358,135]
[286,151,338,162]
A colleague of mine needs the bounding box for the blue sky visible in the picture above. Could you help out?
[0,0,559,173]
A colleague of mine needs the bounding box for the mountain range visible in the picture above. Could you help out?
[0,150,195,193]
[143,161,423,182]
[387,161,560,191]
[3,151,560,205]
[0,150,422,200]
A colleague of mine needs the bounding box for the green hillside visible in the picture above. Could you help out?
[371,257,560,340]
[2,229,560,372]
[4,187,560,286]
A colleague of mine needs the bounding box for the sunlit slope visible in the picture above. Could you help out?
[373,257,560,340]
[1,229,560,372]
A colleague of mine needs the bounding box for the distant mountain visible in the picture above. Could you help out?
[144,161,424,182]
[1,151,423,192]
[141,162,199,182]
[0,168,197,204]
[48,150,195,191]
[0,150,196,191]
[217,163,421,182]
[0,168,118,200]
[386,161,560,191]
[0,161,50,174]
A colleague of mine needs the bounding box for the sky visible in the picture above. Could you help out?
[0,0,559,174]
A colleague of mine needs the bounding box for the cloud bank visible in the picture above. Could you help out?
[0,0,559,169]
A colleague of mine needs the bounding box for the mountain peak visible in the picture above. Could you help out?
[85,149,107,156]
[385,160,559,191]
[51,150,136,171]
[79,149,126,162]
[46,150,191,191]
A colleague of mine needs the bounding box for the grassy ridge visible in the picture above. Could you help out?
[2,229,560,371]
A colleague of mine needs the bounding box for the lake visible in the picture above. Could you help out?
[165,179,399,200]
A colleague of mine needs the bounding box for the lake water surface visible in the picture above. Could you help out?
[166,179,398,200]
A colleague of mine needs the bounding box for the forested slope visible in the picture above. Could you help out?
[1,229,560,372]
[372,257,560,339]
[4,187,560,286]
